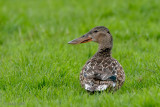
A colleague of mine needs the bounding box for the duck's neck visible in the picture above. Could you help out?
[94,34,113,57]
[95,44,112,57]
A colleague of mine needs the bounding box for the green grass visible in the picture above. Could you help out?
[0,0,160,106]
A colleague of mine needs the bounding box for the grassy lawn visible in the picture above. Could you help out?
[0,0,160,106]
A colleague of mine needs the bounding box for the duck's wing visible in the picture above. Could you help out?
[83,68,117,81]
[94,72,116,81]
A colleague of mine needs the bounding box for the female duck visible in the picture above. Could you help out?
[68,26,125,92]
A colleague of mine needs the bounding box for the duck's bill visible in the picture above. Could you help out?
[68,35,92,44]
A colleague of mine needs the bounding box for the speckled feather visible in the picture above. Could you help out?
[80,52,125,92]
[79,28,125,92]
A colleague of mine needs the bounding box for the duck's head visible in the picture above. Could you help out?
[68,26,113,50]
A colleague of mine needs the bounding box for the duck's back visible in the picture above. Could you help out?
[80,56,125,92]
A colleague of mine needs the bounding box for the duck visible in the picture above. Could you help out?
[68,26,125,92]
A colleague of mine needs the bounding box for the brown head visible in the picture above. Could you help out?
[68,26,113,53]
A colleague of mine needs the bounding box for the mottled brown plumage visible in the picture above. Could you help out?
[68,26,125,92]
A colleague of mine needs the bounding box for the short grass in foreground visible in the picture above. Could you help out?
[0,0,160,106]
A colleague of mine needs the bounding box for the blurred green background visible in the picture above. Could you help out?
[0,0,160,106]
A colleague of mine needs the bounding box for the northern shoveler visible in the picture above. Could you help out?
[68,26,125,92]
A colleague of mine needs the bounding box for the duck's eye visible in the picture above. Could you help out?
[107,31,110,34]
[94,30,98,33]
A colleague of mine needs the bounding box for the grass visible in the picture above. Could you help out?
[0,0,160,106]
